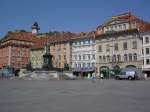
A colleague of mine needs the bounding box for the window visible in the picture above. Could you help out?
[117,55,121,62]
[114,43,118,51]
[103,56,106,62]
[123,42,128,50]
[74,55,77,60]
[85,41,88,44]
[146,48,150,54]
[75,63,78,68]
[98,45,102,52]
[79,55,81,60]
[112,55,116,62]
[132,41,137,49]
[22,48,24,56]
[59,55,61,60]
[133,53,137,61]
[146,59,150,65]
[145,37,149,43]
[129,54,132,61]
[87,54,90,60]
[124,54,128,62]
[83,55,86,60]
[107,55,110,62]
[119,25,122,29]
[106,44,110,52]
[59,62,61,67]
[99,56,102,62]
[123,24,126,29]
[64,55,66,60]
[92,63,95,67]
[78,63,81,68]
[92,54,95,60]
[87,63,90,68]
[82,63,85,68]
[90,40,93,44]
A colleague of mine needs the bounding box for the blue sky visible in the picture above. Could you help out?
[0,0,150,38]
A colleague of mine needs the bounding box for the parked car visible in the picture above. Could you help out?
[115,71,138,80]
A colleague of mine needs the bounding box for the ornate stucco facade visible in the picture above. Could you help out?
[95,12,150,76]
[71,34,96,76]
[141,31,150,76]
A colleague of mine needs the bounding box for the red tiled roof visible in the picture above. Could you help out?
[95,29,139,38]
[46,32,77,43]
[31,32,77,50]
[96,12,150,32]
[2,31,39,43]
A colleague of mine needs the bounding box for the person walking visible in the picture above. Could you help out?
[91,72,96,82]
[100,73,104,79]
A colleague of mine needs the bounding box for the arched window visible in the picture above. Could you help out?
[132,41,137,49]
[107,55,110,62]
[103,56,106,62]
[99,56,102,63]
[133,53,137,61]
[129,53,132,61]
[117,55,121,62]
[112,55,116,62]
[124,54,128,62]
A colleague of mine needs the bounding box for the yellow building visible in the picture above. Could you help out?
[49,32,76,69]
[30,32,76,69]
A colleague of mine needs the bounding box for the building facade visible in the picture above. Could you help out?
[30,45,44,69]
[30,32,75,69]
[142,31,150,77]
[95,12,150,77]
[30,36,51,69]
[71,34,96,76]
[49,33,75,69]
[0,31,38,69]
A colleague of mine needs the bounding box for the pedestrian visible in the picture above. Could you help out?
[144,73,147,79]
[100,73,104,79]
[91,72,96,82]
[87,73,91,79]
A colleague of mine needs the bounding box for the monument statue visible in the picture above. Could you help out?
[42,44,53,70]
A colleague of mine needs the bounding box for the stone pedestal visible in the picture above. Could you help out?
[42,53,53,70]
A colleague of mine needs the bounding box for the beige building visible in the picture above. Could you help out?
[30,45,44,69]
[95,12,150,77]
[30,32,76,69]
[30,37,49,69]
[49,32,76,69]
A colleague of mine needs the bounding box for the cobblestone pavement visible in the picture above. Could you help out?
[0,79,150,112]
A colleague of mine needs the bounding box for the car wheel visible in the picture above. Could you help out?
[116,76,120,80]
[128,76,133,80]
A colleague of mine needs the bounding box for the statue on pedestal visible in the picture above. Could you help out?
[42,44,53,70]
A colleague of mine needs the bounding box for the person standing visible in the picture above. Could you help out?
[144,73,147,79]
[91,72,96,82]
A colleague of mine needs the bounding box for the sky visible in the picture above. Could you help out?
[0,0,150,38]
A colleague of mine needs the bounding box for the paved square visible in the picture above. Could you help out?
[0,79,150,112]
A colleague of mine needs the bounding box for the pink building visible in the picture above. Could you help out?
[0,31,38,69]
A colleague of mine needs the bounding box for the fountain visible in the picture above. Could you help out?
[19,44,76,80]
